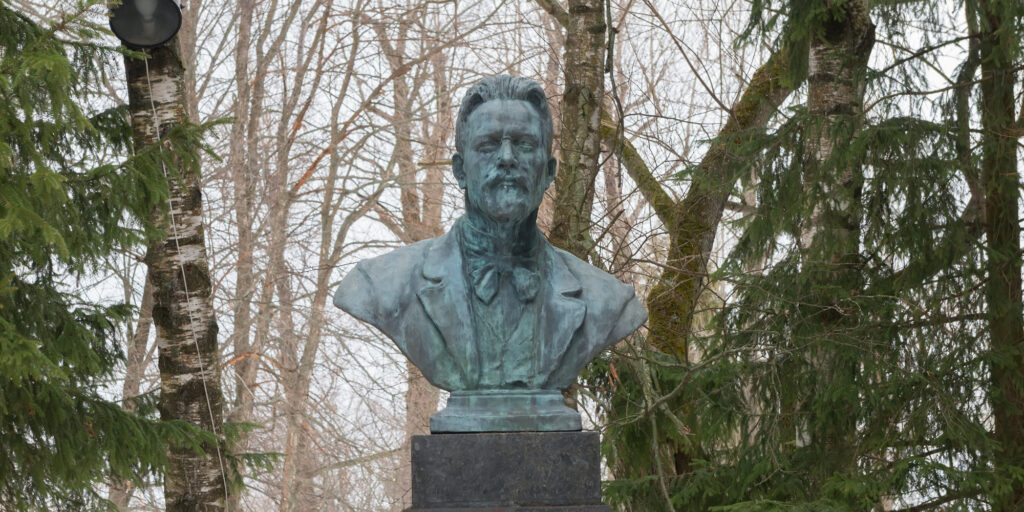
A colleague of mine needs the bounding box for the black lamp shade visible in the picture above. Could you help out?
[109,0,182,49]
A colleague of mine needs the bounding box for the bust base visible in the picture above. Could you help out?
[429,389,582,433]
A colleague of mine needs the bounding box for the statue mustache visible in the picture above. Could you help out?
[482,168,529,191]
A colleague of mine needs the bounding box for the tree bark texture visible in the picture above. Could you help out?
[978,1,1024,509]
[125,42,227,512]
[799,0,874,483]
[540,0,799,356]
[177,0,200,121]
[549,0,606,262]
[536,12,566,236]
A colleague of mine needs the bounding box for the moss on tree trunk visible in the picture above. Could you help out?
[549,0,606,262]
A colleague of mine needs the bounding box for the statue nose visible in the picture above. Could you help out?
[498,138,515,168]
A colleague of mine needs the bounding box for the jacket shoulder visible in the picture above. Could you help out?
[333,239,434,329]
[554,247,647,343]
[356,239,432,283]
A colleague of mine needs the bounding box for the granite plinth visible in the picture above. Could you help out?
[407,507,608,511]
[407,431,608,512]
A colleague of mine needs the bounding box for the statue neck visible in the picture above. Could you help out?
[458,206,541,259]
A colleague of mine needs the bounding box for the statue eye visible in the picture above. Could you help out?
[517,140,536,151]
[476,141,499,153]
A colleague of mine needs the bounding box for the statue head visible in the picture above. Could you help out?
[453,76,557,224]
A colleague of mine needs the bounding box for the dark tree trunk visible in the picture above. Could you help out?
[536,0,802,486]
[978,1,1024,510]
[615,44,795,356]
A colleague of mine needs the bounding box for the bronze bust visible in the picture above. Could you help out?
[334,75,646,432]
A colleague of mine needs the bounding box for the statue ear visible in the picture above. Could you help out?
[545,156,557,188]
[453,153,466,189]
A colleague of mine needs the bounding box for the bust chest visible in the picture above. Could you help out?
[469,273,544,388]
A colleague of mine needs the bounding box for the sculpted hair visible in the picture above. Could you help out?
[454,75,554,155]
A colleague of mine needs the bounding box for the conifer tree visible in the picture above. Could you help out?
[598,0,1023,510]
[0,1,209,509]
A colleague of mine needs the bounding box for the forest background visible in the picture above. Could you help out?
[2,0,1023,511]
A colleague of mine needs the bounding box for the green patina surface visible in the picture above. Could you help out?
[333,76,646,432]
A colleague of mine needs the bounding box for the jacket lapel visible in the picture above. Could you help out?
[538,246,586,386]
[417,232,478,388]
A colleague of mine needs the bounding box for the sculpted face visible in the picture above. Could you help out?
[454,99,557,223]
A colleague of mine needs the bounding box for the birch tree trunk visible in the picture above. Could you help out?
[549,0,606,261]
[124,41,227,512]
[798,0,874,482]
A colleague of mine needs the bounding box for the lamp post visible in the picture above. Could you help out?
[109,0,181,49]
[111,3,227,511]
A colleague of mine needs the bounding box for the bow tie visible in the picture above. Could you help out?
[467,259,540,304]
[455,215,543,304]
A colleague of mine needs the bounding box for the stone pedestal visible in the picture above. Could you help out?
[407,431,609,512]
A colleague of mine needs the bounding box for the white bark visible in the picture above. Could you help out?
[125,41,227,512]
